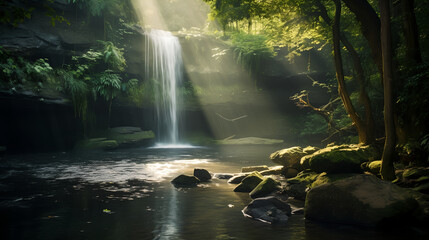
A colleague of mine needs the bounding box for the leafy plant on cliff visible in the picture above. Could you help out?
[62,71,89,121]
[230,32,275,75]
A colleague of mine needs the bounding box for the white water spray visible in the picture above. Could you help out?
[145,29,187,147]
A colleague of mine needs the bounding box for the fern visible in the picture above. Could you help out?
[98,40,126,71]
[62,71,88,120]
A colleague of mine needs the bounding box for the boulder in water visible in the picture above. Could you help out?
[270,146,308,169]
[234,172,264,192]
[250,177,281,199]
[171,175,200,187]
[194,168,211,182]
[305,174,419,227]
[242,196,292,224]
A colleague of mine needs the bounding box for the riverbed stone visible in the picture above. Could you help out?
[242,196,292,224]
[305,174,419,227]
[171,174,200,187]
[300,144,378,173]
[194,168,211,182]
[242,165,269,173]
[250,177,281,199]
[234,171,264,192]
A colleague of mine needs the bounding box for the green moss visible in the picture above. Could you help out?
[287,171,320,186]
[249,177,280,198]
[311,172,357,188]
[234,171,264,192]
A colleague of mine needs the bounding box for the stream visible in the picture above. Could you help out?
[0,146,420,240]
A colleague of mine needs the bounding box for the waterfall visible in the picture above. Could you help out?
[145,29,184,146]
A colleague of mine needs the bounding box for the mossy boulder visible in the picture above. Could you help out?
[287,170,320,186]
[107,127,155,147]
[310,172,358,188]
[300,144,378,173]
[171,174,200,187]
[305,174,419,227]
[249,177,281,199]
[270,146,318,169]
[234,171,264,192]
[75,138,119,151]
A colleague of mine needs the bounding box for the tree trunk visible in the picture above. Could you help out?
[401,0,422,64]
[341,37,375,144]
[316,0,375,144]
[380,0,397,181]
[342,0,383,76]
[332,0,368,144]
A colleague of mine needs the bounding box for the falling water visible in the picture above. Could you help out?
[145,29,184,146]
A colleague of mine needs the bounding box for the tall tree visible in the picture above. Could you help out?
[332,0,369,144]
[380,0,396,181]
[316,0,375,144]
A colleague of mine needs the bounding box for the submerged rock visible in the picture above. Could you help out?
[171,175,200,187]
[75,138,119,151]
[227,174,247,184]
[194,168,211,182]
[300,144,378,173]
[305,174,418,227]
[241,165,269,173]
[242,196,292,224]
[234,172,264,192]
[250,177,281,199]
[213,173,234,180]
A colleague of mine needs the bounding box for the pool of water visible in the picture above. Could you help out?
[0,145,425,240]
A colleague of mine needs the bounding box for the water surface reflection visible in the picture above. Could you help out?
[0,146,424,239]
